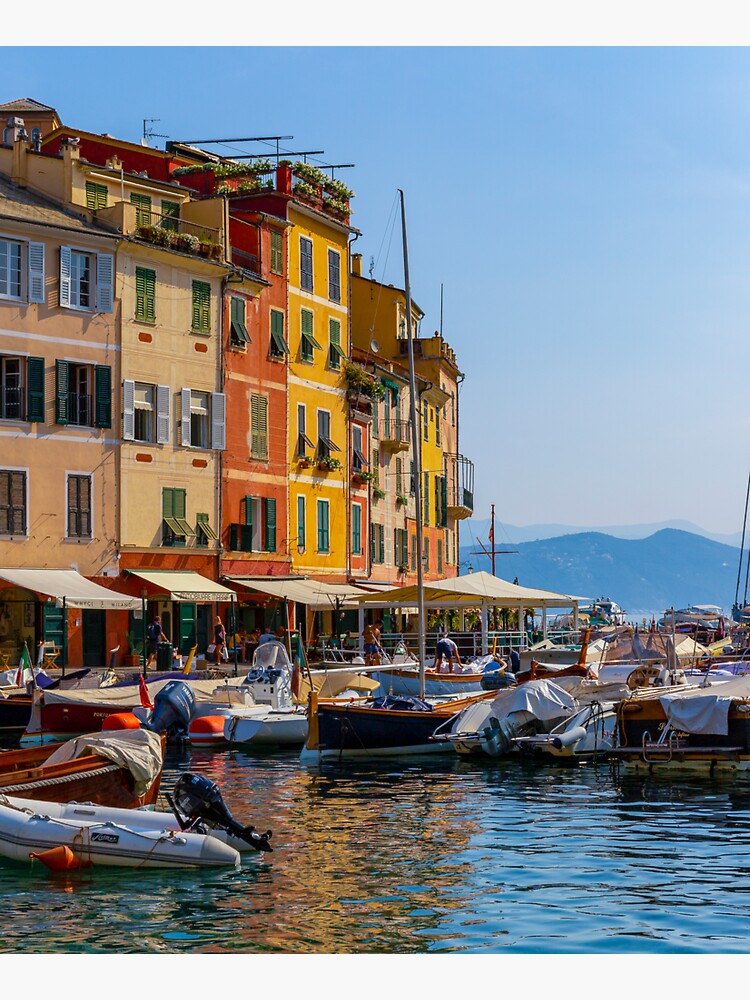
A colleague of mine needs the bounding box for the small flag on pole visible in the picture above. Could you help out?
[15,642,33,687]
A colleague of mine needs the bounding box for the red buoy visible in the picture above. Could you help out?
[30,845,92,871]
[188,715,226,746]
[101,712,141,731]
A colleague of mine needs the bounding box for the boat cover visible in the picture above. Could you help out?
[490,679,577,721]
[659,676,750,736]
[42,729,163,796]
[34,677,242,709]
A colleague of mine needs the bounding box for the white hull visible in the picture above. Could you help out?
[225,708,308,747]
[299,741,452,762]
[370,669,484,697]
[0,799,240,868]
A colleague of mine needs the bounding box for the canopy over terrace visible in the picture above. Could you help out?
[353,570,582,654]
[126,570,236,602]
[0,569,140,609]
[224,577,373,609]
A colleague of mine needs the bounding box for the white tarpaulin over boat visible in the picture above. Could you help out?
[42,728,163,797]
[490,678,578,721]
[225,577,374,609]
[128,570,235,603]
[659,676,750,736]
[0,569,140,610]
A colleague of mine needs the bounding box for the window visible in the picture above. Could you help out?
[424,538,430,572]
[370,523,385,564]
[328,248,341,302]
[437,537,443,575]
[317,409,339,460]
[352,503,362,555]
[395,457,403,496]
[423,404,428,442]
[0,470,26,535]
[160,200,180,232]
[55,361,112,428]
[231,496,256,552]
[162,487,193,547]
[60,248,113,313]
[410,459,416,496]
[352,426,367,471]
[250,394,269,460]
[0,239,22,300]
[435,407,441,446]
[270,309,289,358]
[85,182,108,212]
[123,381,169,444]
[328,319,345,370]
[270,230,283,275]
[230,297,251,345]
[180,389,226,450]
[300,308,321,362]
[297,495,306,550]
[264,497,277,553]
[0,239,46,304]
[423,472,430,525]
[300,236,313,292]
[0,356,23,420]
[191,280,211,333]
[317,499,330,553]
[135,267,156,323]
[130,193,152,228]
[67,474,92,539]
[396,528,409,568]
[411,534,417,571]
[297,404,314,459]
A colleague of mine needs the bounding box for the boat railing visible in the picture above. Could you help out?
[373,628,582,661]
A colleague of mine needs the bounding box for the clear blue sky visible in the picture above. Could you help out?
[5,46,750,533]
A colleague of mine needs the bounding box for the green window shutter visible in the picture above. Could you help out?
[270,230,283,274]
[317,500,329,552]
[174,489,186,519]
[229,523,239,551]
[160,200,180,232]
[26,357,45,423]
[328,318,344,369]
[94,365,112,428]
[352,505,361,554]
[230,297,251,344]
[55,359,69,425]
[131,193,152,228]
[297,495,306,550]
[379,525,385,565]
[424,539,430,572]
[86,182,107,212]
[192,281,211,333]
[135,267,156,322]
[242,495,253,527]
[438,539,443,575]
[162,488,175,518]
[270,309,289,356]
[395,457,402,495]
[440,476,448,527]
[264,498,277,552]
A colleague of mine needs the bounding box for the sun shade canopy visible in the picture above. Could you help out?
[225,577,375,609]
[0,569,141,610]
[128,570,236,602]
[352,571,579,609]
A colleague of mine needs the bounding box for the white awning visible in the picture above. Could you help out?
[225,576,374,609]
[128,570,235,603]
[0,569,141,610]
[353,570,579,609]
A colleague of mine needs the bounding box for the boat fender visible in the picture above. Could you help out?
[551,726,588,750]
[30,845,92,871]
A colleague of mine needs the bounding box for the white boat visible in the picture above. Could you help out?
[0,797,241,868]
[513,700,619,760]
[224,641,307,748]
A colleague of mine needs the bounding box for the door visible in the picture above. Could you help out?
[82,609,106,667]
[42,602,67,666]
[178,602,197,656]
[197,605,211,655]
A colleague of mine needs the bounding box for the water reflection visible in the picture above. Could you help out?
[3,748,750,952]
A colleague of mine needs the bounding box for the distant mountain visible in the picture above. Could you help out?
[458,528,743,615]
[464,518,743,547]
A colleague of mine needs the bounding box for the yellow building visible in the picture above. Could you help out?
[285,170,353,583]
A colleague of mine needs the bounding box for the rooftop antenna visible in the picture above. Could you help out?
[369,256,375,279]
[142,119,168,147]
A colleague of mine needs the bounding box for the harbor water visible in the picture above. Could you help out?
[2,746,750,954]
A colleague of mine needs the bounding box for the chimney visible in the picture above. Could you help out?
[9,117,29,187]
[61,135,81,196]
[351,252,363,277]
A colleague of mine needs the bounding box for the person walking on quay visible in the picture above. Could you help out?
[432,632,462,673]
[146,616,167,668]
[214,614,228,663]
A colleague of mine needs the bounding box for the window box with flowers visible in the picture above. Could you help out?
[317,455,342,472]
[344,362,386,401]
[137,223,174,249]
[372,487,386,502]
[352,469,376,486]
[397,563,409,575]
[297,456,311,469]
[396,494,409,507]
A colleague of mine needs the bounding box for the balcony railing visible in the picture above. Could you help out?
[133,211,224,261]
[445,454,475,518]
[380,418,411,451]
[0,385,23,420]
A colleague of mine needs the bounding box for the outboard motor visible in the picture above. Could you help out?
[142,679,195,742]
[168,772,272,852]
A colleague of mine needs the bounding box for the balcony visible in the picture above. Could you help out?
[380,418,410,452]
[446,454,475,520]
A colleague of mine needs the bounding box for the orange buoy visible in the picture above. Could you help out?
[101,712,141,731]
[188,715,226,746]
[29,845,92,871]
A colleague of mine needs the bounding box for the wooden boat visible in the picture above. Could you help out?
[300,689,496,761]
[0,669,93,732]
[0,730,165,807]
[612,675,750,772]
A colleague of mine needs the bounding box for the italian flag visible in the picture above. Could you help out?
[15,643,33,687]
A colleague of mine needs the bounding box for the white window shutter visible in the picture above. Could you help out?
[211,392,226,450]
[156,384,170,444]
[181,388,191,447]
[96,253,114,313]
[122,379,135,441]
[28,242,45,304]
[59,246,71,308]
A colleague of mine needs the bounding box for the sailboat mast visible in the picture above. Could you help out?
[399,189,427,699]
